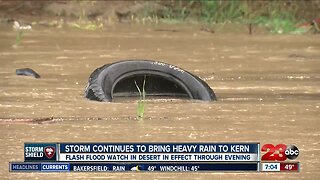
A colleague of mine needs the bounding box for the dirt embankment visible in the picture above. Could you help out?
[0,1,157,24]
[0,1,319,24]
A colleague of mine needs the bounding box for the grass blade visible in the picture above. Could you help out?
[134,76,146,119]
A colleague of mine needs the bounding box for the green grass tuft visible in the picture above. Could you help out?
[15,31,24,45]
[254,16,297,34]
[200,1,248,23]
[134,76,146,119]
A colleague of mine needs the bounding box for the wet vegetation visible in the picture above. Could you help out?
[15,30,24,45]
[142,1,319,34]
[134,76,146,120]
[0,1,319,34]
[13,21,30,46]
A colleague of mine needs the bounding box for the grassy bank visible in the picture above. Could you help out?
[139,1,318,34]
[1,1,318,34]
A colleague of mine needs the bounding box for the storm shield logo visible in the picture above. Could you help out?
[44,146,55,159]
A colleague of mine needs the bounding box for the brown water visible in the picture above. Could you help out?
[0,24,319,179]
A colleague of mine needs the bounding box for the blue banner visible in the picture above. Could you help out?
[10,162,259,172]
[59,143,259,153]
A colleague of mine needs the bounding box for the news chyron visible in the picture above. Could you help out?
[9,142,299,172]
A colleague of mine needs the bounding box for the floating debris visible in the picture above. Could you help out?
[13,21,32,31]
[0,117,58,124]
[16,68,41,78]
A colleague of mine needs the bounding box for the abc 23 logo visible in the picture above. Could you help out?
[261,144,299,161]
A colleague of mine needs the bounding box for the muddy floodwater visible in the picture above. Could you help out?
[0,24,319,179]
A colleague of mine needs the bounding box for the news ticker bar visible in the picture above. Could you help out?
[10,162,258,172]
[58,153,259,162]
[9,162,299,172]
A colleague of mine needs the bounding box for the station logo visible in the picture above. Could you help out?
[261,144,299,161]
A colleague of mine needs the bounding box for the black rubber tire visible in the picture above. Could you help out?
[85,60,216,102]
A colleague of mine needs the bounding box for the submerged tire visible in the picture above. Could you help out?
[85,60,216,102]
